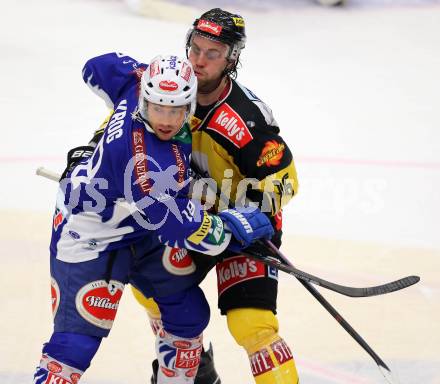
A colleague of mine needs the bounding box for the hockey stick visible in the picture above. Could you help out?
[36,165,402,382]
[187,164,403,381]
[242,243,419,298]
[36,166,419,297]
[260,239,400,384]
[36,166,61,182]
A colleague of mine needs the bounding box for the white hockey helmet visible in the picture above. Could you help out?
[139,54,197,122]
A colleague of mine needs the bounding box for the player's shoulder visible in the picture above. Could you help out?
[228,80,278,129]
[202,80,280,149]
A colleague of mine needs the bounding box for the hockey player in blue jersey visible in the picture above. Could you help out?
[33,53,274,384]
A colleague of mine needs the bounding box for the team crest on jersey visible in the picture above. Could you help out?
[51,277,60,318]
[162,247,196,276]
[206,103,253,148]
[257,140,285,167]
[75,280,124,329]
[216,255,266,296]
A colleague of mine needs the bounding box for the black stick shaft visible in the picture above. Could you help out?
[263,240,392,373]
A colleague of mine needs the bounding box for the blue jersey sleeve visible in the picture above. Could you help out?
[82,52,147,108]
[118,127,231,256]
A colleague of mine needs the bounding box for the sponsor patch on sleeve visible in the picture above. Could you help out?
[257,140,285,167]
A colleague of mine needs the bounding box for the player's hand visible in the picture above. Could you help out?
[219,208,274,251]
[59,128,104,181]
[59,145,95,181]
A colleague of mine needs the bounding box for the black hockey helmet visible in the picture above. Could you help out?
[186,8,246,75]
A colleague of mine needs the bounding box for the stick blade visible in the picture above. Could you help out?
[365,275,420,297]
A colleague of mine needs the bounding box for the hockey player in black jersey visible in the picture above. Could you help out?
[134,8,300,384]
[64,7,300,384]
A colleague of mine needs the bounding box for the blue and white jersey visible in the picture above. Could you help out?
[50,52,230,263]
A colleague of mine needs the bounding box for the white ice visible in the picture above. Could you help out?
[0,0,439,383]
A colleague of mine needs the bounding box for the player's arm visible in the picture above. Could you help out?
[237,109,298,216]
[82,52,146,108]
[60,52,145,179]
[123,154,274,256]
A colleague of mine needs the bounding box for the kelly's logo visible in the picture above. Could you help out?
[207,103,253,148]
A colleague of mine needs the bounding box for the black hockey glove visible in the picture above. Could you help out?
[59,128,104,181]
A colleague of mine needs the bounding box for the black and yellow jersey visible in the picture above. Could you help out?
[189,78,298,230]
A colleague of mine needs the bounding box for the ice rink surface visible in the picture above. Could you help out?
[1,0,439,382]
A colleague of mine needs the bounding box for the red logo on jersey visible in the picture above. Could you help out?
[249,348,275,377]
[271,339,293,365]
[207,103,253,148]
[132,129,151,194]
[75,280,124,330]
[162,247,196,276]
[159,80,179,91]
[197,19,223,36]
[180,62,192,82]
[216,256,266,296]
[175,346,202,369]
[51,277,60,317]
[53,209,64,230]
[257,140,285,167]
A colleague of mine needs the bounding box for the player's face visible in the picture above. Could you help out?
[147,103,188,141]
[188,34,230,92]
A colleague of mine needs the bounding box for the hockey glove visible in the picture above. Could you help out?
[59,128,104,181]
[219,208,274,252]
